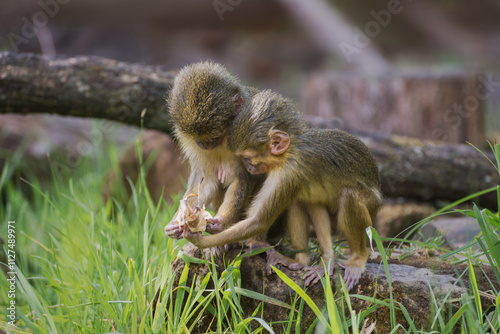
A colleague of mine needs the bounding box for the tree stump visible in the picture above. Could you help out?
[301,70,489,145]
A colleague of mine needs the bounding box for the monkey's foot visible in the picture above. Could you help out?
[343,265,363,291]
[164,222,183,239]
[204,245,228,259]
[303,262,334,286]
[265,249,304,276]
[217,165,226,184]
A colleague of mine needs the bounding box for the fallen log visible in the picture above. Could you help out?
[0,51,175,134]
[1,52,498,208]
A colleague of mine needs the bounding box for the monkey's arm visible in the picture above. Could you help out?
[185,173,296,248]
[184,216,269,248]
[209,171,252,232]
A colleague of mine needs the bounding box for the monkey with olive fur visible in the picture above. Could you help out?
[184,90,382,290]
[163,62,288,264]
[163,62,255,245]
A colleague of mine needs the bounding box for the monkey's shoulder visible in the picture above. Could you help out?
[294,129,379,186]
[297,129,372,160]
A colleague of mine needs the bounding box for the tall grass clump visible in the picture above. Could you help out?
[0,127,278,333]
[1,121,499,334]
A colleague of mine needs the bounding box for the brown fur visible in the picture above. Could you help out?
[164,62,258,240]
[185,90,382,289]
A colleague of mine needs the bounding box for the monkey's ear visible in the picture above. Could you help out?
[232,94,244,116]
[269,130,290,155]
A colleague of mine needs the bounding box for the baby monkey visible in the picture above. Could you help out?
[164,61,255,247]
[163,62,284,262]
[184,90,382,290]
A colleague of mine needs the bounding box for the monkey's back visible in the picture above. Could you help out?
[295,129,380,191]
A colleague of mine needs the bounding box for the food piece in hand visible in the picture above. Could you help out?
[176,193,213,233]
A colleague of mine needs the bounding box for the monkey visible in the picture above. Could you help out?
[183,90,382,290]
[163,62,291,266]
[163,61,255,247]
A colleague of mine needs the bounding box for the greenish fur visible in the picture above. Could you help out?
[228,89,307,153]
[168,61,251,139]
[166,61,262,232]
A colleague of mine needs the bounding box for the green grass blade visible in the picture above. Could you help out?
[238,245,273,258]
[233,287,292,310]
[468,259,483,324]
[370,227,396,329]
[15,266,58,333]
[177,251,212,265]
[474,204,500,269]
[325,263,343,333]
[442,304,468,333]
[272,266,330,332]
[469,142,500,174]
[247,317,275,333]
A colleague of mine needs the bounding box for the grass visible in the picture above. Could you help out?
[1,129,499,333]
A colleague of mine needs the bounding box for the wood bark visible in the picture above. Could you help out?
[0,51,176,135]
[1,52,499,208]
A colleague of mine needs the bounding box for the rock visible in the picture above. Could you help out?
[375,202,436,238]
[0,114,135,188]
[422,216,481,249]
[102,130,188,206]
[159,242,498,333]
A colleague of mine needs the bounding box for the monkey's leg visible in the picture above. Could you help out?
[287,202,310,269]
[302,205,334,286]
[245,234,304,276]
[243,235,289,275]
[205,174,252,258]
[338,189,373,291]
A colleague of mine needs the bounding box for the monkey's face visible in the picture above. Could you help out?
[235,130,291,174]
[237,149,274,175]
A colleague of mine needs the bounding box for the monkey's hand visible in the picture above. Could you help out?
[206,216,224,234]
[303,261,335,286]
[343,265,363,291]
[164,221,183,239]
[182,226,229,259]
[204,245,229,259]
[265,249,304,276]
[182,225,204,246]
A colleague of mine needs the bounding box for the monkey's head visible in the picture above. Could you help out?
[228,90,306,175]
[168,61,245,151]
